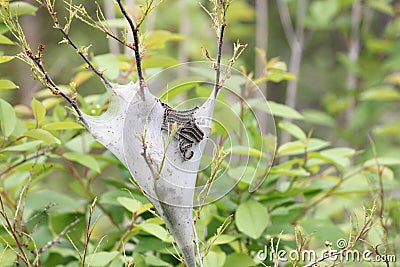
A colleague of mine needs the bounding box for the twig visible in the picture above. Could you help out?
[213,10,226,98]
[139,125,158,179]
[0,148,52,178]
[116,0,146,96]
[0,196,31,266]
[195,148,228,220]
[103,0,120,54]
[38,217,81,254]
[25,47,86,126]
[82,197,97,267]
[191,220,204,267]
[369,136,390,266]
[68,2,135,50]
[41,1,112,88]
[292,167,363,222]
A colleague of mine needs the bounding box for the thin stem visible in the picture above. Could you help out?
[116,0,145,96]
[213,20,226,98]
[103,0,120,54]
[0,196,32,266]
[52,20,112,88]
[81,198,97,267]
[38,218,81,254]
[0,148,52,178]
[191,220,204,267]
[40,1,112,88]
[25,48,86,126]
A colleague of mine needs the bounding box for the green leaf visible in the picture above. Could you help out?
[1,140,42,152]
[229,146,265,158]
[364,157,400,167]
[87,251,119,267]
[0,34,14,45]
[142,54,179,69]
[43,121,84,130]
[24,129,61,144]
[144,30,184,50]
[31,98,46,126]
[373,124,400,136]
[277,141,306,156]
[278,121,306,140]
[228,166,257,184]
[235,200,269,239]
[117,197,142,213]
[209,234,237,245]
[9,2,38,16]
[223,253,256,267]
[144,254,170,266]
[268,101,303,119]
[0,56,14,64]
[63,152,101,173]
[368,1,394,16]
[360,86,400,101]
[302,109,335,127]
[133,252,147,267]
[226,1,255,22]
[309,0,339,28]
[204,251,226,267]
[319,147,356,169]
[0,98,16,137]
[93,53,119,80]
[137,223,170,242]
[270,167,310,177]
[248,99,303,120]
[0,79,18,90]
[278,138,330,156]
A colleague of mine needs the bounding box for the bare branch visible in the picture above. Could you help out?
[212,0,229,98]
[0,148,52,178]
[38,217,81,254]
[82,198,97,267]
[116,0,145,96]
[0,196,31,266]
[25,47,86,125]
[39,0,112,88]
[276,0,295,48]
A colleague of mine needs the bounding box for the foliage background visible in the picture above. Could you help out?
[0,0,399,266]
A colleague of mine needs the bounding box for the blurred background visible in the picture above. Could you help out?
[2,0,400,157]
[1,1,400,266]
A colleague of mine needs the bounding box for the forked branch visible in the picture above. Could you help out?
[201,1,246,98]
[38,0,112,88]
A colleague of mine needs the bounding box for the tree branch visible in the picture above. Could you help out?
[0,196,31,266]
[0,148,52,178]
[276,0,295,49]
[344,0,361,125]
[43,3,112,88]
[25,47,86,126]
[116,0,145,96]
[213,1,228,98]
[38,217,81,254]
